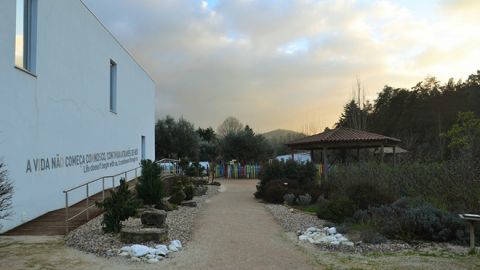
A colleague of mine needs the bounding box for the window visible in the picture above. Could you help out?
[15,0,37,73]
[110,60,117,113]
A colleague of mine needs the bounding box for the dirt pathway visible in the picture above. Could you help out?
[165,179,320,270]
[0,179,320,270]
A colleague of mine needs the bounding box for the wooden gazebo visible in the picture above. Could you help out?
[286,127,401,179]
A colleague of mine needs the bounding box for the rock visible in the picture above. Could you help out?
[342,241,355,247]
[327,227,337,235]
[119,251,129,257]
[168,240,182,252]
[130,244,151,257]
[120,228,169,244]
[180,200,197,207]
[120,246,132,253]
[156,198,176,211]
[141,209,167,227]
[168,190,187,205]
[131,257,141,262]
[155,255,164,260]
[106,249,114,256]
[171,239,182,249]
[147,258,159,264]
[306,227,318,233]
[334,233,343,238]
[330,241,340,245]
[153,245,169,256]
[299,235,309,241]
[194,186,208,196]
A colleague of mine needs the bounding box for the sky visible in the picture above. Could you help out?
[83,0,480,133]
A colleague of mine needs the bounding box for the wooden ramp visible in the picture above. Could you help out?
[3,191,106,236]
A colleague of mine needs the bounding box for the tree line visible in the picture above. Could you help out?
[155,116,273,162]
[336,70,480,160]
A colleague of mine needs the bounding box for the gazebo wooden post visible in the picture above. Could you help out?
[323,147,328,181]
[380,143,385,162]
[393,146,396,167]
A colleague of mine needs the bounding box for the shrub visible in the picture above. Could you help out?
[316,195,355,223]
[283,193,296,206]
[185,162,203,177]
[368,198,466,243]
[136,159,164,205]
[324,160,480,213]
[264,180,289,204]
[296,193,312,206]
[0,162,13,228]
[183,184,194,200]
[256,160,319,200]
[96,179,141,233]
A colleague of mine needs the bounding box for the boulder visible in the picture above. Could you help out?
[156,199,176,211]
[152,245,169,256]
[141,209,167,227]
[168,239,182,252]
[130,244,151,257]
[120,228,169,244]
[327,227,337,235]
[168,190,186,205]
[180,200,197,207]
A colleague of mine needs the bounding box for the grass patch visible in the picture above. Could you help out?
[294,204,318,214]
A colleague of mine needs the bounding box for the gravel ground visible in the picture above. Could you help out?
[265,203,470,256]
[65,185,219,256]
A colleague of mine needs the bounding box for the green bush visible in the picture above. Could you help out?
[183,184,194,200]
[96,179,141,233]
[316,195,355,223]
[136,159,164,205]
[264,179,289,204]
[367,198,467,243]
[296,193,312,206]
[256,160,319,201]
[324,160,480,213]
[283,193,296,205]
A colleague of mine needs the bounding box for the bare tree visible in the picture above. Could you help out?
[0,162,13,229]
[217,116,244,137]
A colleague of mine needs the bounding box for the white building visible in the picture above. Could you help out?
[0,0,155,232]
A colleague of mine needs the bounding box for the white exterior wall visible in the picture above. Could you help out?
[0,0,155,232]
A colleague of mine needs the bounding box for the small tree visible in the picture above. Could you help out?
[136,159,164,205]
[0,162,13,229]
[96,179,141,233]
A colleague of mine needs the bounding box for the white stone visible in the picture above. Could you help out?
[171,240,183,249]
[155,255,164,260]
[330,241,340,245]
[337,237,348,242]
[147,258,159,264]
[299,235,309,241]
[153,245,169,256]
[118,252,129,257]
[327,227,337,235]
[146,254,156,259]
[168,244,178,252]
[334,233,343,238]
[130,244,151,257]
[306,227,318,233]
[131,257,141,262]
[342,241,355,247]
[319,236,337,243]
[120,246,132,253]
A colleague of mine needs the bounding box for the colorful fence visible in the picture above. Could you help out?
[214,163,261,179]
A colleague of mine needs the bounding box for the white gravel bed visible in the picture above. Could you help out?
[65,185,219,256]
[265,204,325,233]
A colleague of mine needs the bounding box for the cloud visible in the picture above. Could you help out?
[82,0,480,132]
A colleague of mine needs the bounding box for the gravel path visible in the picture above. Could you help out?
[265,204,325,233]
[65,185,218,255]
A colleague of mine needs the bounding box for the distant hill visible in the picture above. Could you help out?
[262,129,305,144]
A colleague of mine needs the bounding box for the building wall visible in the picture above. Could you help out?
[0,0,155,232]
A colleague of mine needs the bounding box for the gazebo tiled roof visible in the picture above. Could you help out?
[286,127,401,150]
